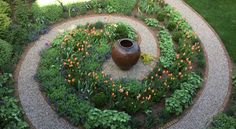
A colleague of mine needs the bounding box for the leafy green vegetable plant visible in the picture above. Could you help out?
[145,18,159,27]
[85,108,131,129]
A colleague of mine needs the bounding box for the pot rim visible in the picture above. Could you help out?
[118,38,136,49]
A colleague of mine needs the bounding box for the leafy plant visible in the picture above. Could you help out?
[0,73,29,129]
[94,21,104,29]
[145,18,159,27]
[0,0,10,14]
[141,53,154,64]
[0,39,12,71]
[139,0,160,15]
[108,0,137,15]
[0,14,11,32]
[165,72,202,115]
[84,108,131,129]
[115,23,137,40]
[158,28,175,68]
[32,4,63,24]
[209,113,236,129]
[91,92,108,108]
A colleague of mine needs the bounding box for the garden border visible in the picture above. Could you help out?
[162,0,232,129]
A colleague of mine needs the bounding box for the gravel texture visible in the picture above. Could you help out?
[17,15,158,129]
[164,0,232,129]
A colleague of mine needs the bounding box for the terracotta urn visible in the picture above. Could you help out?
[112,38,141,70]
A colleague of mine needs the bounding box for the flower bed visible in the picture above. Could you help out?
[37,0,206,129]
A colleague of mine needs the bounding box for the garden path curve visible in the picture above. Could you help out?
[17,15,158,129]
[16,1,232,129]
[164,0,232,129]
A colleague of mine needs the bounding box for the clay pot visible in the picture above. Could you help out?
[112,38,141,70]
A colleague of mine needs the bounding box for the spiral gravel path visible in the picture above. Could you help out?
[16,1,232,129]
[17,15,158,129]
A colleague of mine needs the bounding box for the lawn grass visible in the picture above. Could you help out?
[184,0,236,63]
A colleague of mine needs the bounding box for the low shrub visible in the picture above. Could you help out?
[115,23,130,39]
[158,28,175,68]
[0,73,29,129]
[32,4,63,24]
[166,21,177,31]
[108,0,137,15]
[172,30,183,43]
[94,21,104,29]
[209,113,236,129]
[84,108,131,129]
[91,0,109,13]
[156,11,165,21]
[139,0,160,15]
[0,0,11,32]
[0,0,10,14]
[91,92,108,108]
[165,73,202,115]
[0,14,11,33]
[0,39,12,71]
[145,18,159,27]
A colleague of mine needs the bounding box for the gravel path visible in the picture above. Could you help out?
[17,15,158,129]
[16,2,232,128]
[164,0,232,129]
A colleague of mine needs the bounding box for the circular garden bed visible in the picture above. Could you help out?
[36,0,206,129]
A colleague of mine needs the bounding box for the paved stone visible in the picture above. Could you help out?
[164,0,232,129]
[17,15,159,129]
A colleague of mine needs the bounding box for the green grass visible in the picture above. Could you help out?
[185,0,236,63]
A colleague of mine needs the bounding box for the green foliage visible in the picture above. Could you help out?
[145,18,158,27]
[172,30,183,43]
[91,92,108,108]
[37,48,93,126]
[115,23,129,39]
[1,0,42,48]
[158,28,175,68]
[91,0,109,13]
[0,97,29,129]
[0,73,29,129]
[0,0,10,15]
[141,53,154,64]
[0,14,11,32]
[85,108,131,129]
[139,0,160,15]
[209,113,236,129]
[77,2,90,15]
[115,23,137,40]
[108,0,137,15]
[0,39,12,70]
[144,110,158,129]
[156,10,165,21]
[165,72,202,115]
[14,0,31,23]
[94,21,104,29]
[32,3,63,23]
[166,21,177,31]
